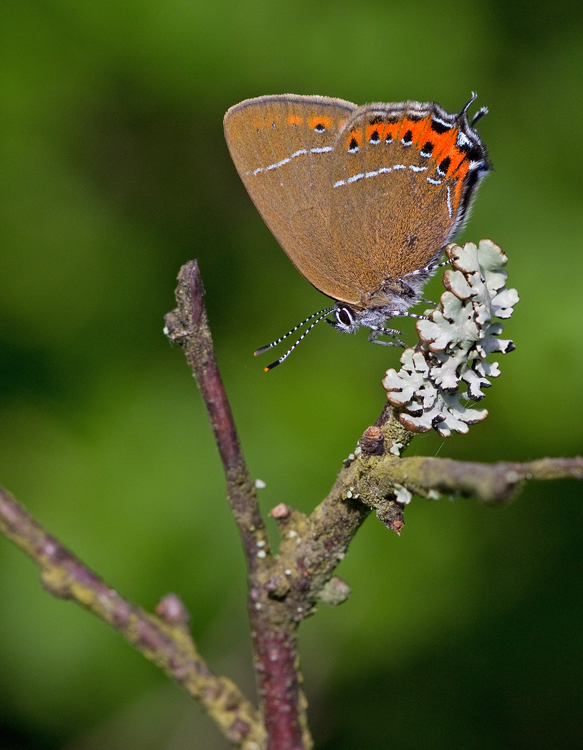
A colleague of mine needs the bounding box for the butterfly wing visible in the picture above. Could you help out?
[328,101,489,306]
[224,94,361,304]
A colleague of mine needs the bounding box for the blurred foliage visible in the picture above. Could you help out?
[0,1,582,748]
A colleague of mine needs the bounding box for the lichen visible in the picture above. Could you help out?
[382,240,519,437]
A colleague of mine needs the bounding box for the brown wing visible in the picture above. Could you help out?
[224,94,360,304]
[328,101,467,306]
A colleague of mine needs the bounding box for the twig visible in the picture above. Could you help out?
[327,452,583,510]
[164,261,267,563]
[379,455,583,504]
[0,485,266,749]
[165,261,311,749]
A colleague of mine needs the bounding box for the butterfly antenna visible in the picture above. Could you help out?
[458,92,488,128]
[256,309,334,371]
[254,308,334,356]
[471,106,488,126]
[459,91,478,119]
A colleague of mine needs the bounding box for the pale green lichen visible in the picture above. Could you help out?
[382,240,518,438]
[393,484,413,505]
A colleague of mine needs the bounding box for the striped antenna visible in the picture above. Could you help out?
[254,307,334,355]
[471,106,488,126]
[255,307,334,371]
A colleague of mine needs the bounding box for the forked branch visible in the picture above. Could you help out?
[0,261,581,750]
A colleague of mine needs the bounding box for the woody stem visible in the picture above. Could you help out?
[165,261,310,749]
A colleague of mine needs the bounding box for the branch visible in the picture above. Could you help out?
[2,260,579,750]
[164,261,583,750]
[165,262,311,750]
[373,455,583,504]
[0,485,265,749]
[254,415,583,626]
[325,438,583,512]
[164,262,269,568]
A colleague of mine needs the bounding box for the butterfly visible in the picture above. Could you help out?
[224,93,490,369]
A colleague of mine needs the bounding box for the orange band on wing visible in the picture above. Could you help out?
[398,115,431,144]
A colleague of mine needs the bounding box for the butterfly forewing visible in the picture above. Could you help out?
[224,95,359,302]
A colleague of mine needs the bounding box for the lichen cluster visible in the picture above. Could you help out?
[382,240,518,437]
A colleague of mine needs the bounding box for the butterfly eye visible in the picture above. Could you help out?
[336,308,353,327]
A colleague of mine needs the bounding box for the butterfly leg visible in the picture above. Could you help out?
[406,311,429,320]
[367,328,406,348]
[406,257,450,281]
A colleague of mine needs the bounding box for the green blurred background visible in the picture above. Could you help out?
[1,1,582,748]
